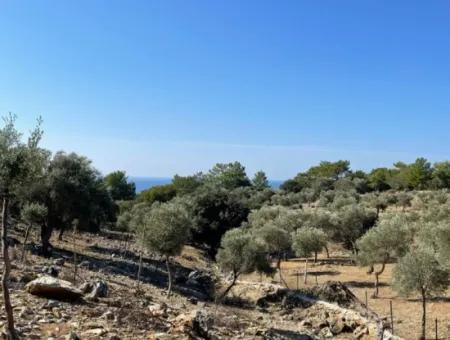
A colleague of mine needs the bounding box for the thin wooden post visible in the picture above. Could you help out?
[365,290,368,308]
[303,258,308,284]
[296,271,299,290]
[435,318,438,340]
[73,224,78,283]
[390,300,394,335]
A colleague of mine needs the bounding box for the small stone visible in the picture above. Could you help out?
[81,328,107,337]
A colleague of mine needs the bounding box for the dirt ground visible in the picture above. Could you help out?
[245,245,450,340]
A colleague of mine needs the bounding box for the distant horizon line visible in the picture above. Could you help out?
[128,175,286,182]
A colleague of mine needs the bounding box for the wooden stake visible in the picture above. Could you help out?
[304,258,308,284]
[390,300,394,335]
[435,318,438,340]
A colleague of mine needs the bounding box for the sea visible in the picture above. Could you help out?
[130,177,283,193]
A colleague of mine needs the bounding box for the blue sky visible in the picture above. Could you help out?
[1,1,449,179]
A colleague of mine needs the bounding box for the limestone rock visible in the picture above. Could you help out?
[26,276,83,301]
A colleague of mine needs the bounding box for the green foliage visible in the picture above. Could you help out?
[139,201,191,257]
[21,202,47,226]
[205,162,251,190]
[431,161,450,189]
[305,160,350,179]
[172,173,204,195]
[188,186,250,256]
[368,168,392,191]
[216,228,272,276]
[104,171,136,200]
[247,205,290,229]
[256,223,292,255]
[0,114,44,197]
[333,204,377,250]
[252,170,270,191]
[46,152,116,232]
[356,214,411,267]
[393,246,449,297]
[416,217,450,270]
[292,227,327,258]
[138,184,176,204]
[279,179,303,193]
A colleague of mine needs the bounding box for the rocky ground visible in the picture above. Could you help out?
[1,229,399,339]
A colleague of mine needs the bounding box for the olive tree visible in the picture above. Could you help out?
[216,228,272,300]
[0,114,43,339]
[393,247,449,340]
[303,209,338,258]
[356,214,411,297]
[20,202,47,261]
[139,201,191,296]
[292,227,327,284]
[333,204,377,253]
[256,223,291,286]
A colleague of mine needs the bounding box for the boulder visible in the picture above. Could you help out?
[186,270,215,297]
[26,276,83,301]
[79,280,108,299]
[191,309,214,338]
[171,309,214,338]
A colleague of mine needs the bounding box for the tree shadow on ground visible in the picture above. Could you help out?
[288,270,341,277]
[344,280,389,288]
[406,296,450,303]
[33,243,212,301]
[289,257,352,266]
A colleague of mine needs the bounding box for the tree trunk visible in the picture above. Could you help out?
[1,196,17,339]
[373,261,386,298]
[219,271,238,301]
[373,262,386,297]
[58,227,65,241]
[421,288,426,340]
[40,223,53,257]
[324,245,330,258]
[314,251,318,263]
[72,225,78,283]
[165,255,173,297]
[277,256,288,287]
[304,258,308,284]
[21,223,32,262]
[137,250,143,290]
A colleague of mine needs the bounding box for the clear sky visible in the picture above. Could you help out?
[1,1,449,179]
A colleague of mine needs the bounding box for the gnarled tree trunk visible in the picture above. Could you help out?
[277,255,288,287]
[420,288,426,340]
[21,223,32,262]
[373,259,387,298]
[165,255,173,297]
[1,196,17,339]
[219,270,238,301]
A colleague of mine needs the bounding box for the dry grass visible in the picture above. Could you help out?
[245,245,450,340]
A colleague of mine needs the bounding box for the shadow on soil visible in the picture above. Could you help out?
[30,241,212,301]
